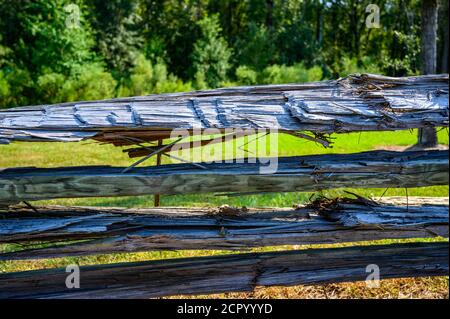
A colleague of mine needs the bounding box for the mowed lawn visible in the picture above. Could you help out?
[0,129,448,298]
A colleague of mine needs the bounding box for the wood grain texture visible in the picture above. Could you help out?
[0,197,447,260]
[0,150,447,206]
[0,74,448,144]
[0,242,447,299]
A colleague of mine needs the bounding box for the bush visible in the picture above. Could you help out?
[339,56,381,77]
[324,55,382,79]
[0,68,33,107]
[0,70,10,107]
[152,60,192,93]
[235,66,258,85]
[60,63,117,101]
[236,23,276,71]
[119,54,192,97]
[259,63,323,84]
[37,72,65,104]
[191,15,232,89]
[126,54,153,96]
[154,76,192,93]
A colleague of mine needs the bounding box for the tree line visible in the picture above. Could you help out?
[0,0,448,108]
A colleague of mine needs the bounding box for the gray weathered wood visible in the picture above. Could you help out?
[0,74,448,144]
[0,150,447,206]
[0,197,447,260]
[0,242,447,299]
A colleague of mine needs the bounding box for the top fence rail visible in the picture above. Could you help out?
[0,73,448,144]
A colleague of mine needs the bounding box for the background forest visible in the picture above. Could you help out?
[0,0,449,108]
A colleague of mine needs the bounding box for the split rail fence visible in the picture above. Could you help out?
[0,74,448,298]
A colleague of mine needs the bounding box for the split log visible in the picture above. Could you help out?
[0,197,448,260]
[0,150,447,206]
[0,74,448,144]
[0,242,447,299]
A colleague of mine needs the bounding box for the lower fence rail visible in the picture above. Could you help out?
[0,197,448,299]
[0,242,448,299]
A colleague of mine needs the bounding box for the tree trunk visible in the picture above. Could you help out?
[439,0,449,73]
[418,0,439,147]
[348,0,360,57]
[316,5,323,44]
[265,0,274,33]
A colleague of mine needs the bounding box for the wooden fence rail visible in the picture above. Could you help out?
[0,242,447,299]
[0,74,448,144]
[0,198,448,260]
[0,150,448,206]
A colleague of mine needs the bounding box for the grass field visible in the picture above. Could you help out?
[0,129,448,298]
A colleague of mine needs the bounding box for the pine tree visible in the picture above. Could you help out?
[191,15,232,89]
[87,0,143,79]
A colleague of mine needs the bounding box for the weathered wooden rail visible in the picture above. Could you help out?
[0,198,448,260]
[0,74,448,145]
[0,242,447,299]
[0,150,448,206]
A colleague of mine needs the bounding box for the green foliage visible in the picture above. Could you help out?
[380,31,421,76]
[191,15,232,89]
[118,54,192,97]
[0,70,10,107]
[0,0,114,106]
[0,0,96,75]
[235,63,323,86]
[36,63,117,103]
[236,23,276,71]
[121,54,153,96]
[0,38,10,68]
[60,63,117,101]
[87,0,142,78]
[332,56,382,78]
[0,68,33,107]
[139,0,210,79]
[259,63,323,84]
[0,0,446,107]
[235,66,258,85]
[36,72,65,104]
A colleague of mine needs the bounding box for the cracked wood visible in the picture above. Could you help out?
[0,150,448,206]
[0,74,448,144]
[0,242,447,299]
[0,197,447,260]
